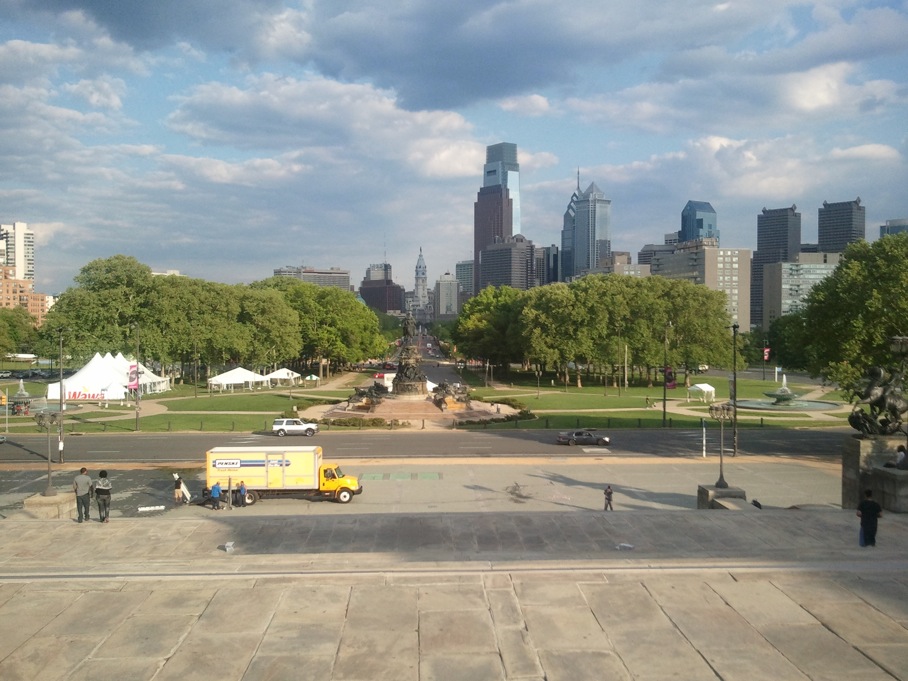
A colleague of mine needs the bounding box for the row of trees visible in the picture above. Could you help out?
[453,275,737,386]
[35,256,388,376]
[768,232,908,395]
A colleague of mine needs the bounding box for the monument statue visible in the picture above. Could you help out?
[402,313,417,342]
[392,313,427,397]
[849,366,908,436]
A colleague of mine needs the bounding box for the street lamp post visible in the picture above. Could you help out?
[36,411,59,496]
[663,322,672,427]
[535,369,542,399]
[134,325,142,432]
[708,403,732,488]
[58,329,65,464]
[732,323,739,458]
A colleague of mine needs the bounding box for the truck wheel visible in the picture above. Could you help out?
[275,429,286,437]
[336,489,353,504]
[244,490,259,506]
[304,428,315,436]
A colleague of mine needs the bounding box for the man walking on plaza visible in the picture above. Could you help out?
[603,485,614,511]
[857,489,882,547]
[73,467,92,523]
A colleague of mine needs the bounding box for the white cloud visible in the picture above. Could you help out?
[62,76,126,110]
[498,94,553,117]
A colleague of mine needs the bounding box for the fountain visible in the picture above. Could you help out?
[735,374,840,411]
[763,375,798,405]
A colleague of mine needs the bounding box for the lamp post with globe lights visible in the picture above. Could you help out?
[708,403,733,489]
[35,411,60,497]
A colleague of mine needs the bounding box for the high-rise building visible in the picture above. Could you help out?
[535,245,560,287]
[818,197,865,252]
[751,205,801,330]
[272,265,351,290]
[680,201,719,244]
[762,253,840,329]
[0,265,47,324]
[560,180,611,280]
[479,235,536,291]
[473,143,519,294]
[414,248,428,312]
[434,272,460,321]
[0,222,35,281]
[880,218,908,238]
[358,263,403,314]
[650,239,751,329]
[455,260,474,299]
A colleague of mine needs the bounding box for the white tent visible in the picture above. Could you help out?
[113,353,170,394]
[46,352,170,401]
[208,367,269,392]
[687,383,716,403]
[264,368,301,386]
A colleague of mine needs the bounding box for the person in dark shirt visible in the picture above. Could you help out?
[856,489,882,547]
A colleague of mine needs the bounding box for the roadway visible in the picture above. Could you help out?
[0,426,850,464]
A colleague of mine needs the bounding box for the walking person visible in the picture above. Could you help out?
[73,467,92,523]
[93,470,112,523]
[856,489,882,547]
[603,485,614,511]
[210,481,222,510]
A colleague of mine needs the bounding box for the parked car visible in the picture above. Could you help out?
[0,371,11,378]
[271,418,319,437]
[555,429,611,446]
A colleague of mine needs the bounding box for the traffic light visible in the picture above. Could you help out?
[0,394,7,406]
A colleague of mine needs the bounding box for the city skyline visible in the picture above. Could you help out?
[1,2,906,295]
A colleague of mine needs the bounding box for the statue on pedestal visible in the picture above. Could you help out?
[849,366,908,436]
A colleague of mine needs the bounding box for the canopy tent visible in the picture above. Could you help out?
[46,352,170,402]
[208,367,268,392]
[112,353,170,394]
[264,368,301,386]
[687,383,716,403]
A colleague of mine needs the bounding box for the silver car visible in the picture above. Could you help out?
[555,429,611,446]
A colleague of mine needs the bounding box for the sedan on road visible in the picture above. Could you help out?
[555,429,611,446]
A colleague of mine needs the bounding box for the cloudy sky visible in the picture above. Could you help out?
[1,1,906,295]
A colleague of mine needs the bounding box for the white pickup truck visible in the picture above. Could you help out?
[271,418,319,437]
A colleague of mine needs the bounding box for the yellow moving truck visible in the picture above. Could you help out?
[205,446,363,504]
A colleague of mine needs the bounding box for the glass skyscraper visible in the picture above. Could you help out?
[680,201,719,244]
[473,142,520,294]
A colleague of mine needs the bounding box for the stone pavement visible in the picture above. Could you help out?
[1,457,908,680]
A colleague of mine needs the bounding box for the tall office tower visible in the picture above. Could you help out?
[414,248,429,314]
[880,218,908,238]
[273,266,351,290]
[473,142,519,294]
[0,222,35,280]
[762,253,841,329]
[818,197,865,252]
[479,235,536,291]
[455,260,474,299]
[364,262,393,281]
[680,201,719,244]
[650,239,751,329]
[536,245,560,286]
[434,272,460,321]
[560,180,611,280]
[358,263,403,313]
[751,205,801,330]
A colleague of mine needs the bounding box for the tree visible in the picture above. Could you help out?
[453,286,525,369]
[800,233,908,391]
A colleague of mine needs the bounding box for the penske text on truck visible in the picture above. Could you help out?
[205,446,363,504]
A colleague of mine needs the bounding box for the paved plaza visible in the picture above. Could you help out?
[1,456,907,680]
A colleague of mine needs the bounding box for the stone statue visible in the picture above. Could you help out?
[402,313,417,342]
[849,366,908,436]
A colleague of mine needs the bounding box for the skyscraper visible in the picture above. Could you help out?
[818,198,865,252]
[473,142,520,294]
[0,222,35,280]
[879,218,908,238]
[680,201,718,243]
[478,235,536,291]
[560,180,611,280]
[411,248,430,322]
[751,205,801,330]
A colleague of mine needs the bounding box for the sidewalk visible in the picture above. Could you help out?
[1,456,907,680]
